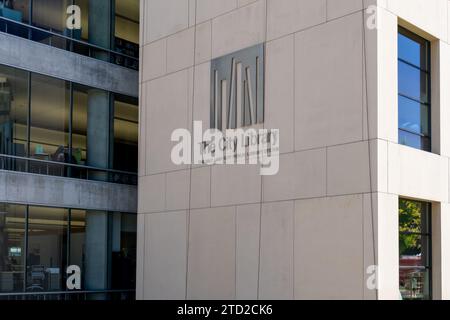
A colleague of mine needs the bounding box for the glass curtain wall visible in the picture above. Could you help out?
[0,203,136,296]
[0,0,139,69]
[0,63,138,183]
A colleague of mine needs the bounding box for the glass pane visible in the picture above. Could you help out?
[398,130,430,151]
[72,84,88,167]
[0,0,30,22]
[111,213,136,290]
[398,33,428,71]
[0,65,28,172]
[399,234,430,267]
[398,96,429,136]
[398,61,429,102]
[27,206,68,292]
[0,203,26,293]
[69,209,85,289]
[30,74,70,177]
[399,232,421,257]
[31,29,68,50]
[399,199,432,300]
[398,33,421,67]
[113,95,138,173]
[399,199,431,235]
[115,0,139,44]
[400,268,431,300]
[0,0,30,38]
[32,0,71,34]
[73,0,88,41]
[114,0,139,69]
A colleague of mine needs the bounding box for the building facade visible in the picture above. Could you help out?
[0,0,139,299]
[138,0,450,300]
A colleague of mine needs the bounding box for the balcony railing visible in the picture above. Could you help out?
[0,16,139,70]
[0,154,138,186]
[0,289,135,301]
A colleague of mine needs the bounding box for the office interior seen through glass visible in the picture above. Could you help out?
[0,63,138,185]
[0,203,137,299]
[0,0,139,70]
[399,199,432,300]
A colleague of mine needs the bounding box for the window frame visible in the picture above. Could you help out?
[0,202,137,295]
[399,198,432,300]
[0,64,138,184]
[398,26,432,152]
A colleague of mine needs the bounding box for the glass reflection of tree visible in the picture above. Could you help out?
[399,200,422,256]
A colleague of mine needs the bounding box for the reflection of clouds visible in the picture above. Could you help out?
[401,122,421,132]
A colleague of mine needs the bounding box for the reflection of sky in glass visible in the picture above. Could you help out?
[398,62,422,100]
[398,96,429,135]
[398,33,421,66]
[398,30,430,151]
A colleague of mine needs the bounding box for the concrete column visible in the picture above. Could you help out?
[0,214,5,274]
[87,89,110,181]
[84,211,109,291]
[376,192,400,300]
[432,202,450,300]
[88,0,114,60]
[84,77,116,294]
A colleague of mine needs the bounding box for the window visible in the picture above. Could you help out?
[26,206,69,292]
[113,94,138,174]
[0,0,139,70]
[111,212,137,290]
[398,28,431,152]
[0,202,137,297]
[0,65,28,172]
[71,211,137,292]
[30,73,70,177]
[32,0,71,33]
[72,83,89,168]
[399,199,432,300]
[0,63,138,185]
[113,0,139,69]
[0,204,26,293]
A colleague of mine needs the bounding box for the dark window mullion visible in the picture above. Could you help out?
[398,128,430,139]
[400,231,432,236]
[398,58,430,73]
[398,92,430,106]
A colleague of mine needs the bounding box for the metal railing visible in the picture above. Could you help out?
[0,154,137,185]
[0,16,139,70]
[0,289,135,301]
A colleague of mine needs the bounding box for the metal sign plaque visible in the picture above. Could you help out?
[210,44,265,130]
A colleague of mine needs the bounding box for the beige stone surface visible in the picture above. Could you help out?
[187,206,236,299]
[259,201,294,300]
[144,211,187,299]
